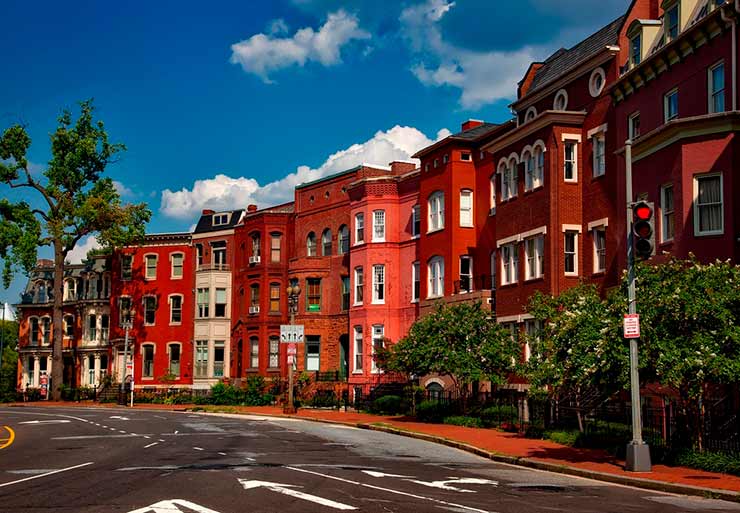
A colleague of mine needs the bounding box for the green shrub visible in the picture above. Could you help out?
[415,400,450,423]
[371,395,404,415]
[210,382,240,405]
[309,389,337,408]
[480,405,518,427]
[672,450,740,476]
[544,429,581,447]
[443,415,484,428]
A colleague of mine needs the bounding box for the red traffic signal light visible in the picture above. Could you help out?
[632,201,654,260]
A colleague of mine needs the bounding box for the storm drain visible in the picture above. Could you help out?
[507,483,571,493]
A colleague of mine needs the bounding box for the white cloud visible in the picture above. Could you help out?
[160,125,450,220]
[66,235,101,264]
[401,0,535,109]
[0,302,15,321]
[112,180,133,197]
[230,10,371,83]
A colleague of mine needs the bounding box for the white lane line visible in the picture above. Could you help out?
[109,428,117,431]
[18,420,72,425]
[218,452,227,456]
[101,425,108,428]
[52,435,137,440]
[143,435,151,439]
[0,462,94,489]
[158,439,165,442]
[285,466,495,513]
[143,442,159,449]
[193,447,204,451]
[118,430,127,434]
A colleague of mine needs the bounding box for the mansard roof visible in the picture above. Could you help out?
[412,122,502,158]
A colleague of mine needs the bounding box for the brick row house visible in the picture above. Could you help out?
[15,0,740,397]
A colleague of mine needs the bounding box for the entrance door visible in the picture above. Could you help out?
[339,334,349,378]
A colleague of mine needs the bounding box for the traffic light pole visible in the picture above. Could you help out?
[625,139,651,472]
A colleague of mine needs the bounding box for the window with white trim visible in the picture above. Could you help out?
[427,256,444,298]
[354,213,365,244]
[523,150,534,191]
[428,191,444,231]
[64,314,74,337]
[411,205,421,237]
[502,160,518,200]
[270,232,282,262]
[629,112,641,140]
[372,264,385,304]
[661,184,675,242]
[709,61,725,114]
[459,255,473,293]
[412,261,420,302]
[459,189,473,227]
[338,225,349,254]
[142,344,154,378]
[630,32,641,67]
[501,243,518,285]
[171,253,184,278]
[524,320,543,362]
[664,88,678,122]
[354,267,363,304]
[196,288,209,318]
[121,255,132,281]
[372,210,386,242]
[553,89,568,110]
[590,133,605,177]
[249,336,259,369]
[195,340,208,378]
[145,254,157,280]
[593,226,607,273]
[564,231,578,275]
[168,343,181,377]
[489,175,496,213]
[524,235,544,280]
[321,228,332,256]
[564,141,577,181]
[664,2,679,42]
[306,232,317,256]
[170,295,182,324]
[214,287,227,317]
[353,326,363,372]
[694,173,723,235]
[589,67,606,97]
[371,324,384,373]
[269,336,280,369]
[119,296,133,325]
[143,296,156,325]
[30,317,39,344]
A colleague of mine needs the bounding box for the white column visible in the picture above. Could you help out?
[94,354,101,385]
[33,356,40,388]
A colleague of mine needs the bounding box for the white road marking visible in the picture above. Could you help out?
[109,416,130,421]
[217,452,227,456]
[143,442,159,449]
[109,428,117,431]
[119,430,127,434]
[7,469,58,475]
[0,462,94,489]
[128,498,222,513]
[143,435,151,439]
[362,470,414,478]
[158,439,165,442]
[18,420,71,425]
[52,435,137,440]
[174,430,179,434]
[407,477,499,493]
[238,479,357,511]
[285,466,496,513]
[193,447,204,451]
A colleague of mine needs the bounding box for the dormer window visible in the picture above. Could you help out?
[553,89,568,111]
[664,2,680,42]
[213,213,229,226]
[524,107,537,122]
[630,32,642,67]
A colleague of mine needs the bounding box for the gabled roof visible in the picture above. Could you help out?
[412,122,502,158]
[193,209,245,234]
[526,15,624,95]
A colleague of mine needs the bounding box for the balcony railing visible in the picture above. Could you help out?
[197,263,230,272]
[453,274,495,294]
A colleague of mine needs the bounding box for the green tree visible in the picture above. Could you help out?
[631,257,740,448]
[377,301,519,407]
[0,100,151,400]
[0,319,19,401]
[525,284,628,431]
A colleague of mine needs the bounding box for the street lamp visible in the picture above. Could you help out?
[284,282,301,414]
[120,319,132,406]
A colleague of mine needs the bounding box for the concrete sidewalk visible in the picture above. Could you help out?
[8,401,740,502]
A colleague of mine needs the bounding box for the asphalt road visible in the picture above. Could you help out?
[1,406,739,513]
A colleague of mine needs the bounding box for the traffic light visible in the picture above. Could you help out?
[632,201,654,260]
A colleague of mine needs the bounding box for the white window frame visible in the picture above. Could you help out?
[167,342,181,377]
[592,134,606,177]
[427,256,444,298]
[589,67,606,97]
[553,89,568,111]
[144,254,158,280]
[354,267,363,305]
[708,61,725,114]
[524,235,544,280]
[660,183,675,242]
[523,150,534,191]
[411,204,421,238]
[563,136,579,182]
[664,1,680,42]
[459,255,473,293]
[630,32,641,67]
[693,173,724,236]
[170,252,184,279]
[629,111,641,140]
[533,145,544,189]
[249,337,259,369]
[664,88,679,122]
[563,228,579,276]
[169,294,183,325]
[500,243,519,286]
[354,213,365,245]
[141,343,155,379]
[590,222,607,274]
[371,324,384,374]
[427,191,445,232]
[489,174,496,214]
[459,189,473,227]
[372,264,385,304]
[353,326,363,373]
[143,295,157,326]
[525,106,537,122]
[268,336,280,369]
[372,210,386,242]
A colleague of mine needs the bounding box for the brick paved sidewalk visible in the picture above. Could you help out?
[8,401,740,500]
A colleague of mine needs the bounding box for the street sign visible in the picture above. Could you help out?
[40,374,48,398]
[287,343,297,356]
[624,314,640,339]
[280,325,304,344]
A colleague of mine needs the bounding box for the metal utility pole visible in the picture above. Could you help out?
[0,303,5,392]
[121,320,131,404]
[624,139,651,472]
[284,283,301,414]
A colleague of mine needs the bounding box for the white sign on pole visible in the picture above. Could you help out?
[623,314,640,339]
[280,325,304,344]
[287,343,297,355]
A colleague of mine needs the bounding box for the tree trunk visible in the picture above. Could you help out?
[51,241,65,401]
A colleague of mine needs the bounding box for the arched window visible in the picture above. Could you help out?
[29,317,40,344]
[522,150,534,191]
[533,145,544,188]
[427,256,445,298]
[525,107,537,122]
[321,228,332,256]
[427,191,445,232]
[249,336,259,369]
[306,232,317,256]
[64,279,77,301]
[553,89,568,110]
[250,232,261,258]
[338,225,349,254]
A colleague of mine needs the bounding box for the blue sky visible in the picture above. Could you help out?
[0,0,627,306]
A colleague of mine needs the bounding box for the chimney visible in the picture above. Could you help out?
[202,209,215,215]
[389,161,417,176]
[461,119,484,131]
[247,204,258,212]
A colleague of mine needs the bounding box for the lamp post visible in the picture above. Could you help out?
[0,302,5,393]
[120,319,132,405]
[284,282,301,414]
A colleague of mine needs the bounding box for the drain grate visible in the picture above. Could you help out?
[508,483,571,492]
